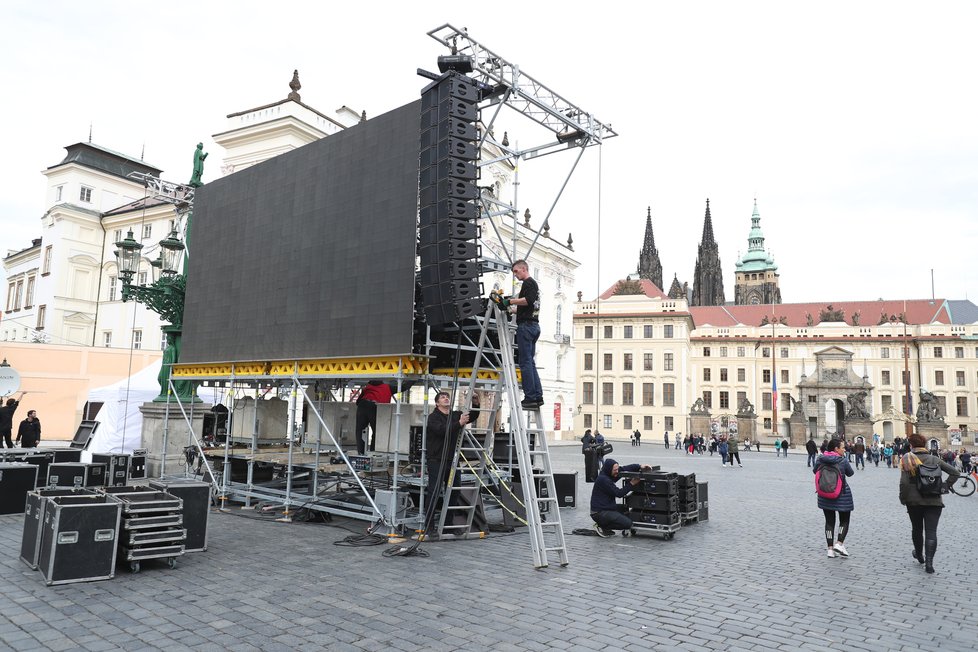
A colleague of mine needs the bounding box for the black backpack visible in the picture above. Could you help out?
[916,455,943,496]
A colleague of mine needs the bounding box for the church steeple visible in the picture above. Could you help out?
[638,206,663,290]
[691,198,726,306]
[734,198,781,305]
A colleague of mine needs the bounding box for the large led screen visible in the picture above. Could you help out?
[181,101,421,364]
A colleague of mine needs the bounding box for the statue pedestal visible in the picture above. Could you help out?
[916,421,950,448]
[736,416,756,444]
[789,414,808,446]
[139,401,209,478]
[690,414,712,437]
[844,418,874,441]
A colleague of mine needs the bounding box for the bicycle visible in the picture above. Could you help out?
[948,467,978,497]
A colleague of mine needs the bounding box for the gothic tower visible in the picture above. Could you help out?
[691,199,726,306]
[637,207,663,289]
[734,199,781,305]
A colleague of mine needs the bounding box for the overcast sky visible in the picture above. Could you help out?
[2,1,976,305]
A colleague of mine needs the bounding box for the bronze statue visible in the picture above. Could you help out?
[189,142,208,187]
[737,397,756,417]
[916,390,944,423]
[846,390,869,419]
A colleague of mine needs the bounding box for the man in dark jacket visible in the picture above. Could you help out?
[16,410,41,448]
[589,458,652,537]
[424,390,479,520]
[0,393,24,448]
[806,437,819,467]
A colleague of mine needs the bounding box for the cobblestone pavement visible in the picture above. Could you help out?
[1,442,975,651]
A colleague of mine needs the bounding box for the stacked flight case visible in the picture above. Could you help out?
[0,462,39,515]
[46,462,107,489]
[91,454,130,487]
[104,489,185,573]
[620,470,682,539]
[149,479,211,552]
[677,473,699,524]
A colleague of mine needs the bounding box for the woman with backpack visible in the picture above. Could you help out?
[813,438,855,558]
[898,433,960,574]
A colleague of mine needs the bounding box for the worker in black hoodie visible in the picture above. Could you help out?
[589,457,652,537]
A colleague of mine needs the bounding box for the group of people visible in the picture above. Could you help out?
[814,433,959,573]
[0,392,41,449]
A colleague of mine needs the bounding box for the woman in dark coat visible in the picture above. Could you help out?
[813,438,855,558]
[899,433,959,573]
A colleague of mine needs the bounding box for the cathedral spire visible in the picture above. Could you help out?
[691,198,726,306]
[701,198,716,246]
[638,206,663,289]
[734,198,781,305]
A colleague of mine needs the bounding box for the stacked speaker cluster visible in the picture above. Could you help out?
[620,470,708,539]
[418,71,483,326]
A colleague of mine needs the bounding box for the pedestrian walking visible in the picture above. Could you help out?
[960,449,972,474]
[883,443,894,468]
[775,438,782,458]
[675,432,682,450]
[664,431,670,449]
[634,429,641,446]
[728,436,742,467]
[899,433,960,573]
[806,437,818,467]
[755,440,760,452]
[813,438,855,558]
[853,439,866,470]
[719,436,729,467]
[595,431,606,467]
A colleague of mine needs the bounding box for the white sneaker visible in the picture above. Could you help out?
[722,463,727,467]
[833,542,849,557]
[738,464,743,467]
[827,548,836,558]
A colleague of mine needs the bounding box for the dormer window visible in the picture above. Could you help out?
[80,186,93,203]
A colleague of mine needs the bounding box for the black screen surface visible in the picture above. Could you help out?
[181,101,421,364]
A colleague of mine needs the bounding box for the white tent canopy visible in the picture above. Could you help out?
[86,363,223,454]
[87,361,162,454]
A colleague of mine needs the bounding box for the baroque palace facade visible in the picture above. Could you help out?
[574,203,978,446]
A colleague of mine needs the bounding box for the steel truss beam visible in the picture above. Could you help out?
[428,24,617,146]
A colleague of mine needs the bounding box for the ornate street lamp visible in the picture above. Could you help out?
[113,144,205,403]
[158,229,185,275]
[114,230,142,281]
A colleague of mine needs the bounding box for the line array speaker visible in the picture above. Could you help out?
[418,70,483,326]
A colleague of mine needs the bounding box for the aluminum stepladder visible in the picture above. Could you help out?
[493,301,568,568]
[433,308,505,540]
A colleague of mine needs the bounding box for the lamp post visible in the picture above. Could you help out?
[113,144,204,403]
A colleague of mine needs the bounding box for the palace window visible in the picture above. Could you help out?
[664,417,674,430]
[720,368,728,382]
[642,383,654,406]
[957,396,968,417]
[604,325,613,338]
[602,383,614,405]
[881,395,892,411]
[582,382,594,404]
[623,325,633,339]
[622,383,634,405]
[584,353,593,371]
[79,186,93,203]
[762,369,771,383]
[703,346,711,357]
[643,353,654,371]
[881,370,890,385]
[881,347,890,359]
[603,353,613,370]
[623,353,633,371]
[781,369,789,384]
[933,346,943,358]
[956,370,965,387]
[955,346,964,359]
[584,326,593,339]
[738,368,746,382]
[663,383,675,407]
[935,370,944,386]
[719,346,727,357]
[737,346,746,357]
[664,353,674,371]
[644,416,654,430]
[703,368,711,382]
[762,347,770,358]
[132,330,142,350]
[762,392,772,410]
[643,325,653,338]
[719,391,729,409]
[663,325,674,338]
[584,414,593,429]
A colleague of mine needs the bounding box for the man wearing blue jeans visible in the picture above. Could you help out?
[509,259,543,409]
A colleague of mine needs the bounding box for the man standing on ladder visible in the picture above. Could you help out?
[508,259,543,409]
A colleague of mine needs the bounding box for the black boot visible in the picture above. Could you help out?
[924,539,937,574]
[912,549,924,564]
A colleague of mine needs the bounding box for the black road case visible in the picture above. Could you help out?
[50,448,82,463]
[91,454,130,487]
[37,495,121,585]
[47,462,106,488]
[129,449,147,479]
[0,463,39,515]
[20,488,99,569]
[107,491,185,573]
[149,479,211,552]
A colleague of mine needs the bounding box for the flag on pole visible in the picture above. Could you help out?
[772,374,778,409]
